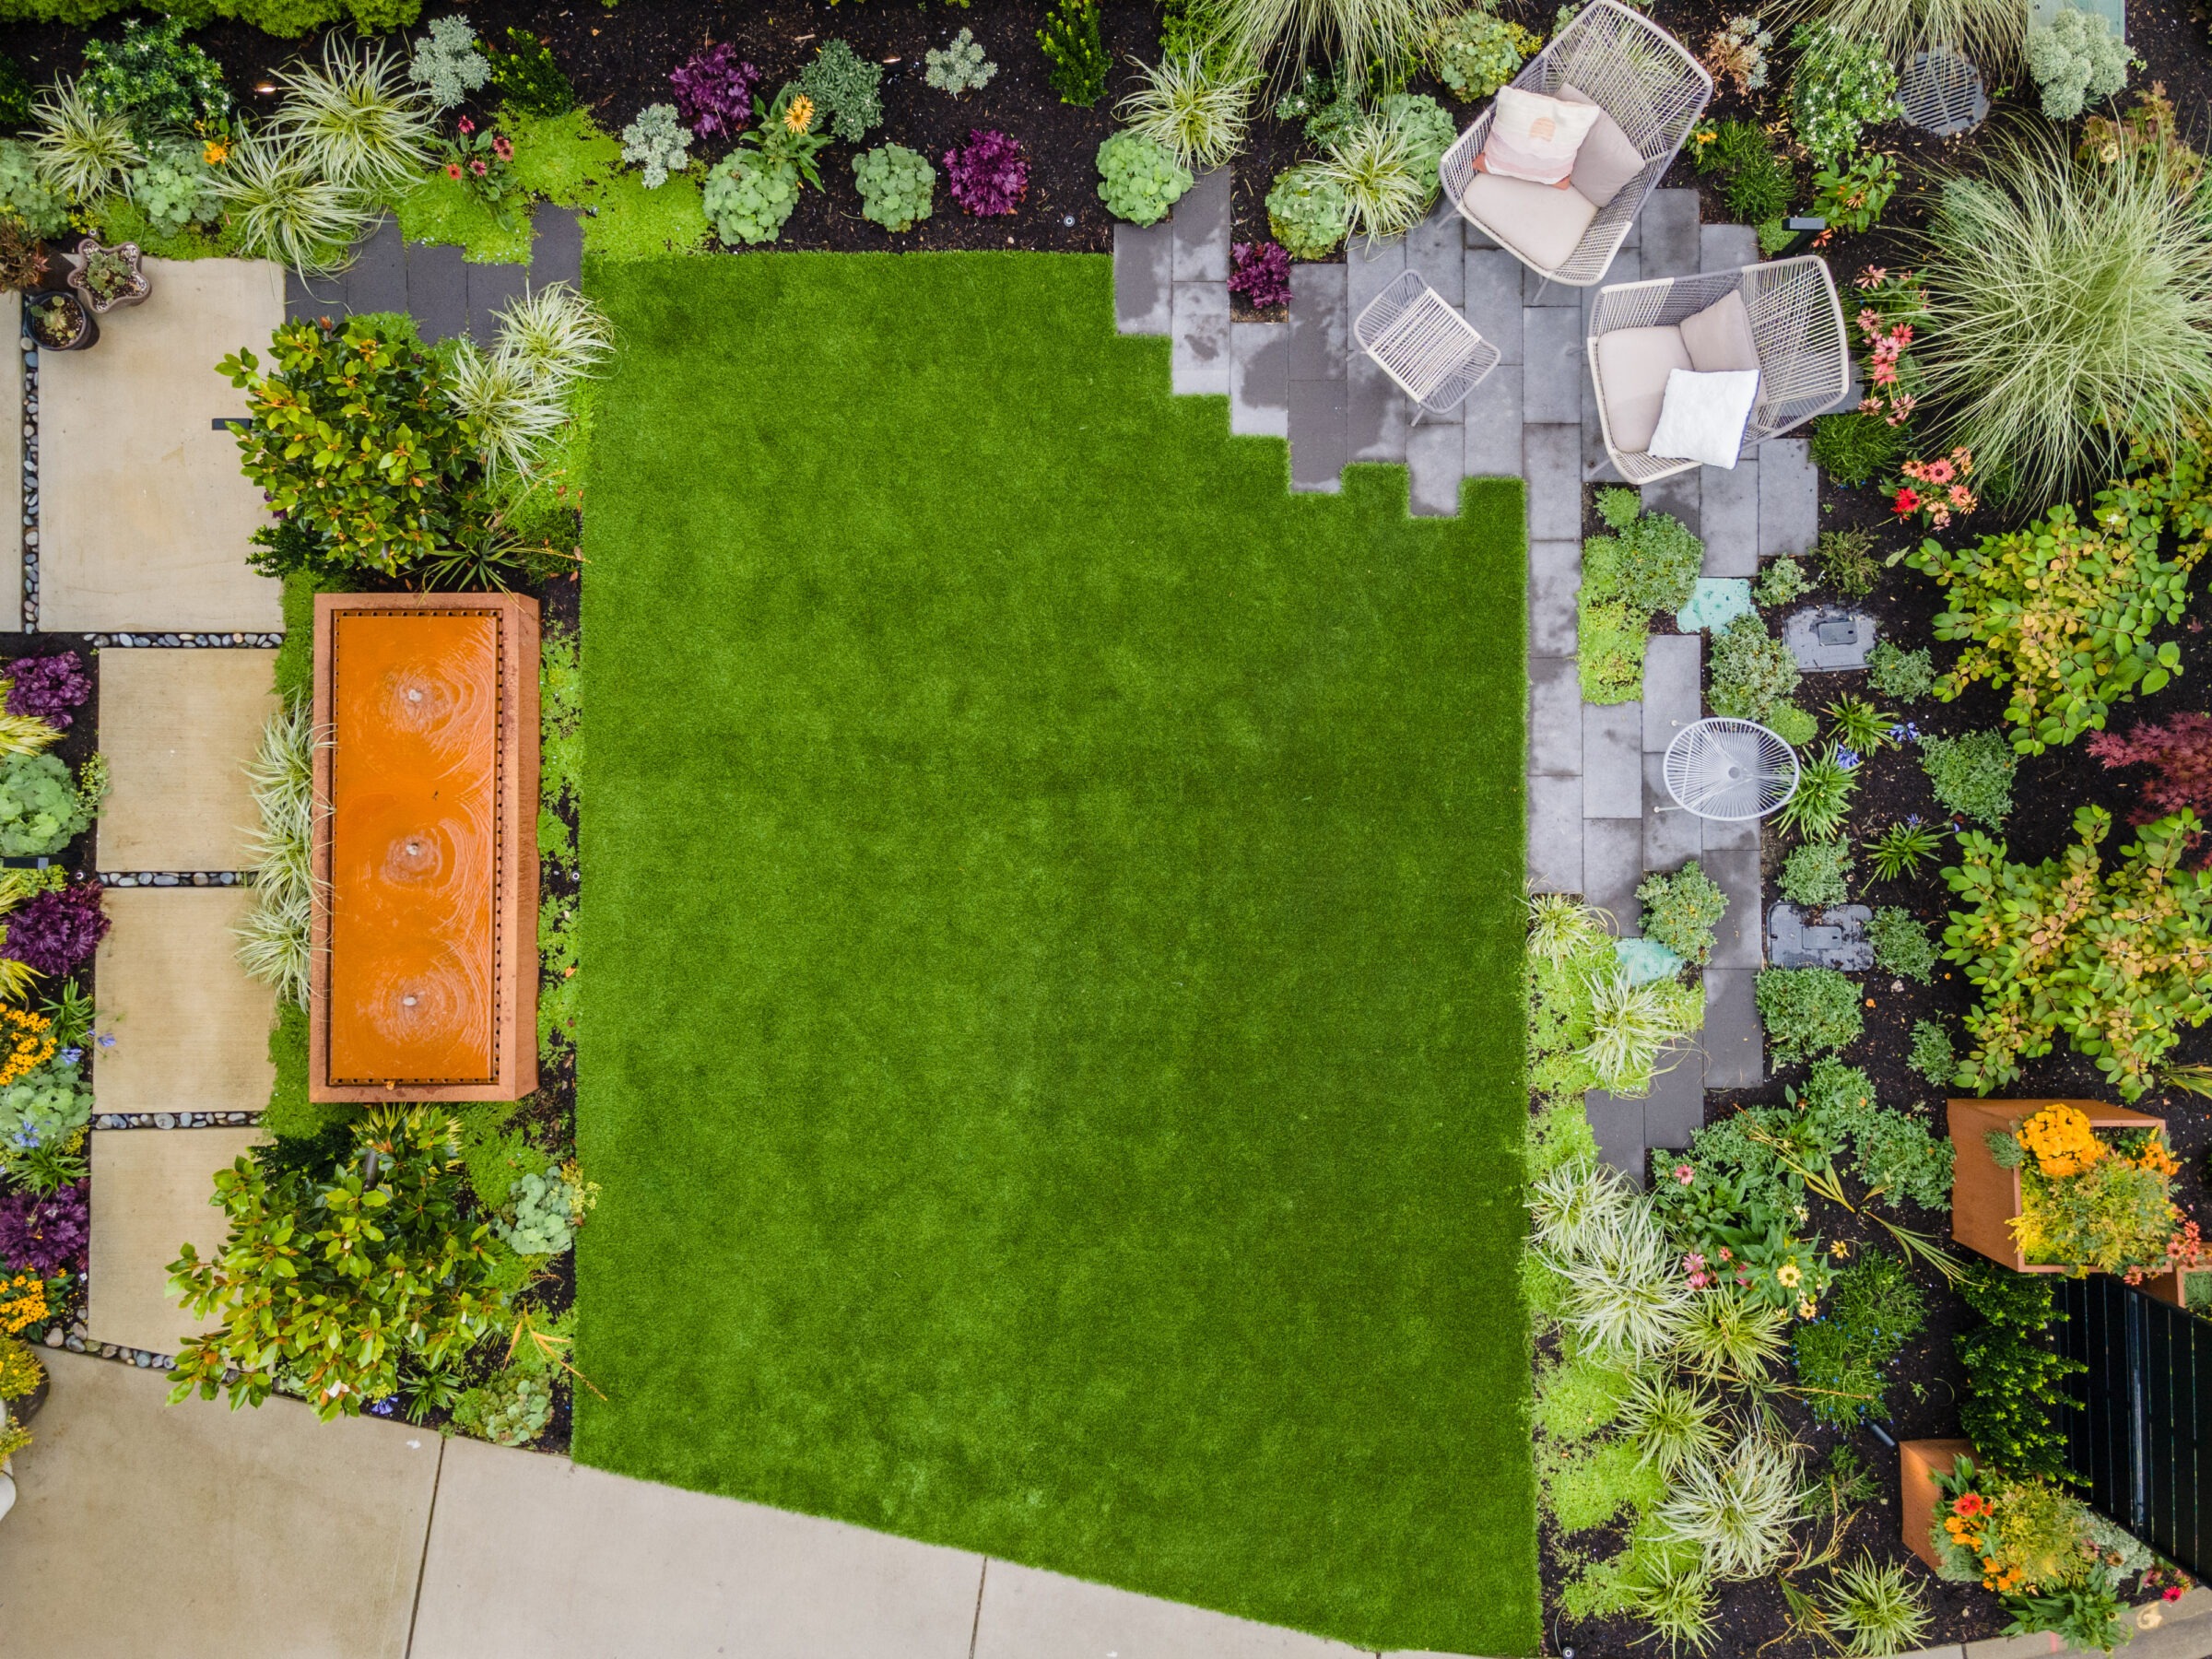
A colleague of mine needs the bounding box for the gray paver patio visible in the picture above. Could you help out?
[39,257,285,633]
[6,1351,438,1659]
[96,647,276,873]
[88,1124,263,1356]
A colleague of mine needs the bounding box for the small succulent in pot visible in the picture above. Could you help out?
[63,237,147,314]
[25,292,94,351]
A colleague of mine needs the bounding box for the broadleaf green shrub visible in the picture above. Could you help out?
[1866,640,1934,701]
[1708,614,1802,724]
[703,150,799,246]
[853,142,936,232]
[1637,861,1727,966]
[798,39,884,145]
[1265,161,1349,260]
[1755,966,1864,1065]
[0,752,98,856]
[1955,1261,2082,1482]
[1791,1252,1925,1428]
[1095,130,1192,227]
[1781,837,1853,909]
[1919,728,2018,826]
[1867,906,1936,982]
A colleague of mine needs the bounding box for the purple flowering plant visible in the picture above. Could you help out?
[946,129,1028,217]
[5,653,90,730]
[1229,241,1293,311]
[671,43,762,140]
[6,877,109,977]
[0,1180,88,1277]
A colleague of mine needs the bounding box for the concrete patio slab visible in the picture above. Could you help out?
[974,1559,1369,1659]
[39,258,285,633]
[92,887,276,1117]
[88,1124,262,1355]
[412,1438,982,1659]
[1171,280,1231,397]
[4,1350,434,1658]
[97,648,276,873]
[1171,168,1230,284]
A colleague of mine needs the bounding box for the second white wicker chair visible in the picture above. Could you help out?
[1353,271,1501,419]
[1587,255,1852,486]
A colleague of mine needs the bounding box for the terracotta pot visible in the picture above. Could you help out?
[1900,1437,1973,1573]
[1947,1099,2166,1273]
[63,236,148,314]
[2137,1265,2212,1312]
[24,291,95,352]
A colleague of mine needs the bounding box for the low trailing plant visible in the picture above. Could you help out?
[1707,613,1802,725]
[1919,728,2017,826]
[1865,639,1933,702]
[1908,1018,1954,1087]
[1755,965,1864,1066]
[1867,906,1937,982]
[1638,861,1727,967]
[1792,1250,1925,1429]
[1781,837,1853,910]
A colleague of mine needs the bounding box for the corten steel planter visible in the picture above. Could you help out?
[1900,1437,1973,1573]
[2138,1265,2212,1313]
[1947,1099,2166,1274]
[310,593,539,1102]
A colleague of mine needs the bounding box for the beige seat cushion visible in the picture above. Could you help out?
[1558,85,1648,208]
[1594,324,1694,453]
[1680,288,1762,373]
[1459,169,1601,275]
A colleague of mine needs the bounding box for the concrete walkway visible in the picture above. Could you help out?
[6,1351,1434,1658]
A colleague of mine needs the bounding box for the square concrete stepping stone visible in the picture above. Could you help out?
[88,1124,262,1356]
[415,1437,983,1659]
[975,1559,1367,1658]
[39,260,285,633]
[7,1349,437,1655]
[93,887,276,1117]
[98,649,276,873]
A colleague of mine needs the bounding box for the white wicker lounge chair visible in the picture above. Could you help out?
[1440,0,1712,288]
[1587,255,1851,486]
[1353,271,1501,420]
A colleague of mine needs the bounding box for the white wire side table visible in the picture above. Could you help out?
[1661,717,1800,821]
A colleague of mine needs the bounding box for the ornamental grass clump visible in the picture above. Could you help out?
[946,128,1028,216]
[1118,54,1257,173]
[1823,1553,1933,1658]
[1655,1429,1805,1581]
[29,78,138,207]
[214,135,371,278]
[1315,98,1453,242]
[271,40,436,199]
[1215,0,1457,85]
[1941,804,2212,1099]
[236,699,315,1007]
[1919,135,2212,505]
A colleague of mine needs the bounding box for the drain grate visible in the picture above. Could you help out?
[1899,49,1990,136]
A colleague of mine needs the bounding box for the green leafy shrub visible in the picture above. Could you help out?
[1577,596,1645,703]
[1265,161,1349,260]
[222,319,480,580]
[1428,7,1539,100]
[1788,25,1900,170]
[1955,1261,2082,1482]
[1768,701,1819,747]
[0,137,66,237]
[1755,966,1864,1065]
[1585,508,1702,617]
[1943,804,2212,1099]
[1812,149,1900,234]
[1908,1018,1955,1086]
[1792,1252,1925,1428]
[1638,861,1727,966]
[1774,745,1859,840]
[703,150,799,245]
[1781,837,1853,909]
[0,752,98,856]
[1692,117,1794,223]
[1919,727,2017,826]
[1866,640,1933,701]
[1809,410,1904,486]
[1038,0,1109,107]
[1708,614,1802,724]
[1867,906,1936,982]
[799,39,884,144]
[2025,6,2134,122]
[1853,1106,1954,1209]
[0,1058,90,1181]
[1753,557,1809,608]
[1095,130,1192,227]
[169,1108,505,1422]
[494,1165,594,1256]
[81,17,230,144]
[488,28,573,118]
[460,1368,554,1446]
[853,142,936,232]
[125,141,221,237]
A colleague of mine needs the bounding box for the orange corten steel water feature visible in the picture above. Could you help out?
[311,593,538,1101]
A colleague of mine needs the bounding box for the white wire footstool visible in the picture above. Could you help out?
[1352,271,1501,421]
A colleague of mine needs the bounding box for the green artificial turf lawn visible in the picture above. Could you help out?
[575,252,1535,1654]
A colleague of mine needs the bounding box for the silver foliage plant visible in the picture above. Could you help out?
[925,28,998,96]
[620,103,692,191]
[410,14,492,112]
[30,78,140,206]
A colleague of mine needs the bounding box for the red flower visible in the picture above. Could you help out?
[2166,1587,2186,1602]
[1893,487,1921,516]
[445,162,462,180]
[1953,1493,1989,1518]
[470,159,488,176]
[491,135,512,161]
[458,116,476,135]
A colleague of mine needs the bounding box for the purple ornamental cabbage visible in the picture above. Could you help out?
[946,129,1028,217]
[1229,241,1294,311]
[5,653,90,730]
[0,1180,88,1277]
[670,43,761,140]
[5,878,109,976]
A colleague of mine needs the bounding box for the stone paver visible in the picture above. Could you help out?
[1528,539,1578,656]
[1171,167,1230,284]
[97,648,276,873]
[1528,773,1583,894]
[1523,306,1583,425]
[1288,264,1347,494]
[1525,425,1581,541]
[1642,753,1701,870]
[1701,847,1763,970]
[406,241,468,343]
[1530,656,1583,775]
[1347,241,1410,463]
[1641,189,1701,277]
[1702,966,1764,1088]
[1230,321,1290,439]
[1584,1088,1643,1180]
[972,1560,1368,1659]
[1584,815,1643,927]
[1466,249,1523,362]
[1700,457,1760,577]
[1643,470,1700,535]
[1641,634,1700,754]
[40,258,285,632]
[1641,1055,1705,1154]
[1406,424,1463,515]
[1700,223,1759,274]
[6,1350,436,1658]
[1758,437,1819,559]
[88,1124,262,1356]
[1583,701,1642,818]
[1464,365,1523,476]
[1171,280,1231,397]
[413,1438,983,1659]
[92,887,276,1117]
[1113,220,1174,335]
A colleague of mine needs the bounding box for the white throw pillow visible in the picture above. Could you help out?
[1647,369,1759,468]
[1480,87,1605,186]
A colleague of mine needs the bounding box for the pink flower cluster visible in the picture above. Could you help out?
[1891,446,1977,530]
[1853,266,1926,429]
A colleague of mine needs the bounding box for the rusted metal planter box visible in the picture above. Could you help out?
[1947,1099,2165,1274]
[310,593,539,1102]
[1900,1437,1972,1573]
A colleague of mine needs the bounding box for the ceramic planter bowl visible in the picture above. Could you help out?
[25,291,96,352]
[64,237,148,315]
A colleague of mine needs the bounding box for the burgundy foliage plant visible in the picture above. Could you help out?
[671,42,761,140]
[4,653,90,730]
[0,1181,88,1277]
[5,877,109,977]
[1229,241,1294,311]
[2089,712,2212,858]
[946,129,1028,217]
